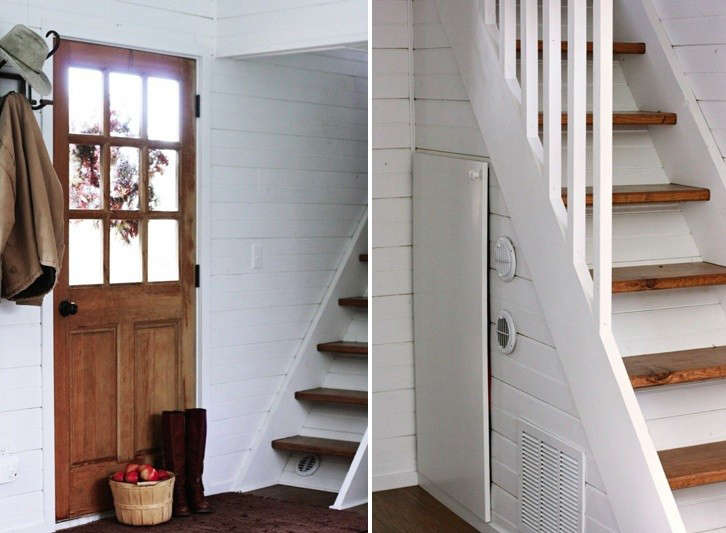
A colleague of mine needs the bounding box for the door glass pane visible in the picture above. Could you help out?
[148,149,178,211]
[110,220,142,284]
[147,77,179,142]
[69,219,103,285]
[69,67,103,135]
[110,146,140,210]
[109,72,142,137]
[69,144,102,210]
[148,219,178,282]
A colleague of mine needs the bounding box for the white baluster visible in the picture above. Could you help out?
[593,0,613,331]
[499,0,516,82]
[568,0,587,268]
[543,0,562,204]
[521,0,538,143]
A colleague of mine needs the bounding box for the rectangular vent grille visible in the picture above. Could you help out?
[519,421,585,533]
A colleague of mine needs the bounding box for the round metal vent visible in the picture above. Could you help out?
[494,236,516,281]
[296,454,321,477]
[496,311,517,354]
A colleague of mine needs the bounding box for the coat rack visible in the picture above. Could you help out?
[0,30,60,110]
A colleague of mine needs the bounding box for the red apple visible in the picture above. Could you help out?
[125,463,141,474]
[111,471,124,482]
[125,471,139,483]
[157,470,170,481]
[139,465,158,481]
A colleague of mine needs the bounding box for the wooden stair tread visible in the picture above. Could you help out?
[317,341,368,357]
[359,253,368,262]
[562,184,710,206]
[538,111,677,126]
[612,262,726,293]
[295,387,367,406]
[659,441,726,490]
[625,346,726,389]
[339,296,367,308]
[516,40,646,55]
[271,435,359,459]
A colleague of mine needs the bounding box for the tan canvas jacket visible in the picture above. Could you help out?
[0,92,64,305]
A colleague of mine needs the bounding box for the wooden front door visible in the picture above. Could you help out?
[53,41,196,520]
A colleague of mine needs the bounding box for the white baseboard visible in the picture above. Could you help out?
[419,473,490,533]
[372,471,419,492]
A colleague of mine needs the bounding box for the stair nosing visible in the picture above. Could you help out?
[295,387,368,406]
[271,435,359,459]
[659,441,726,490]
[317,341,368,355]
[562,184,710,206]
[625,346,726,389]
[611,262,726,293]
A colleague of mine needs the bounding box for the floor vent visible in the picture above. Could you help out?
[295,454,321,477]
[518,420,585,533]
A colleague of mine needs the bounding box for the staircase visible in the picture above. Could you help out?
[434,0,726,531]
[272,255,368,480]
[237,214,368,509]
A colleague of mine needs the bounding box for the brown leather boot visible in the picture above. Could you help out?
[162,411,191,517]
[185,408,212,513]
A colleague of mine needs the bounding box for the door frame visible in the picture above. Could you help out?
[39,37,211,530]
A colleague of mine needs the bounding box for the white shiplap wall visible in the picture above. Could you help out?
[651,1,726,164]
[215,0,368,58]
[372,0,418,492]
[0,2,215,532]
[206,50,368,492]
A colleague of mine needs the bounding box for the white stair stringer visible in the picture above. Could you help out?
[433,1,684,531]
[233,211,368,501]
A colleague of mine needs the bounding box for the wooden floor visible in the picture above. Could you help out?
[373,486,477,532]
[248,484,368,517]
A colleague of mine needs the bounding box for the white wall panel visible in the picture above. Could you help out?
[372,0,417,492]
[216,0,367,58]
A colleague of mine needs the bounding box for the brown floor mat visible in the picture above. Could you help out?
[63,492,368,532]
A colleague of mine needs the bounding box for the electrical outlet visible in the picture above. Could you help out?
[252,244,263,270]
[0,454,19,484]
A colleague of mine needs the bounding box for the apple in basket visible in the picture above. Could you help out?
[125,463,141,474]
[124,470,139,483]
[111,471,125,482]
[139,464,159,482]
[157,470,171,481]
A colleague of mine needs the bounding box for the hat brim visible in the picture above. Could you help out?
[0,47,51,97]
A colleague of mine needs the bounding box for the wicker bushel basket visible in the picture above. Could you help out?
[109,475,175,526]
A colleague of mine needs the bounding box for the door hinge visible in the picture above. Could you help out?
[195,94,201,118]
[195,264,200,287]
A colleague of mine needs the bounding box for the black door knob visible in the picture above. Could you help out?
[59,300,78,317]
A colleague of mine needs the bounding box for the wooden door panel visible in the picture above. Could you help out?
[134,322,180,455]
[69,328,118,465]
[70,462,119,517]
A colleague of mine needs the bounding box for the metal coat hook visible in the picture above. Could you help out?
[28,30,60,110]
